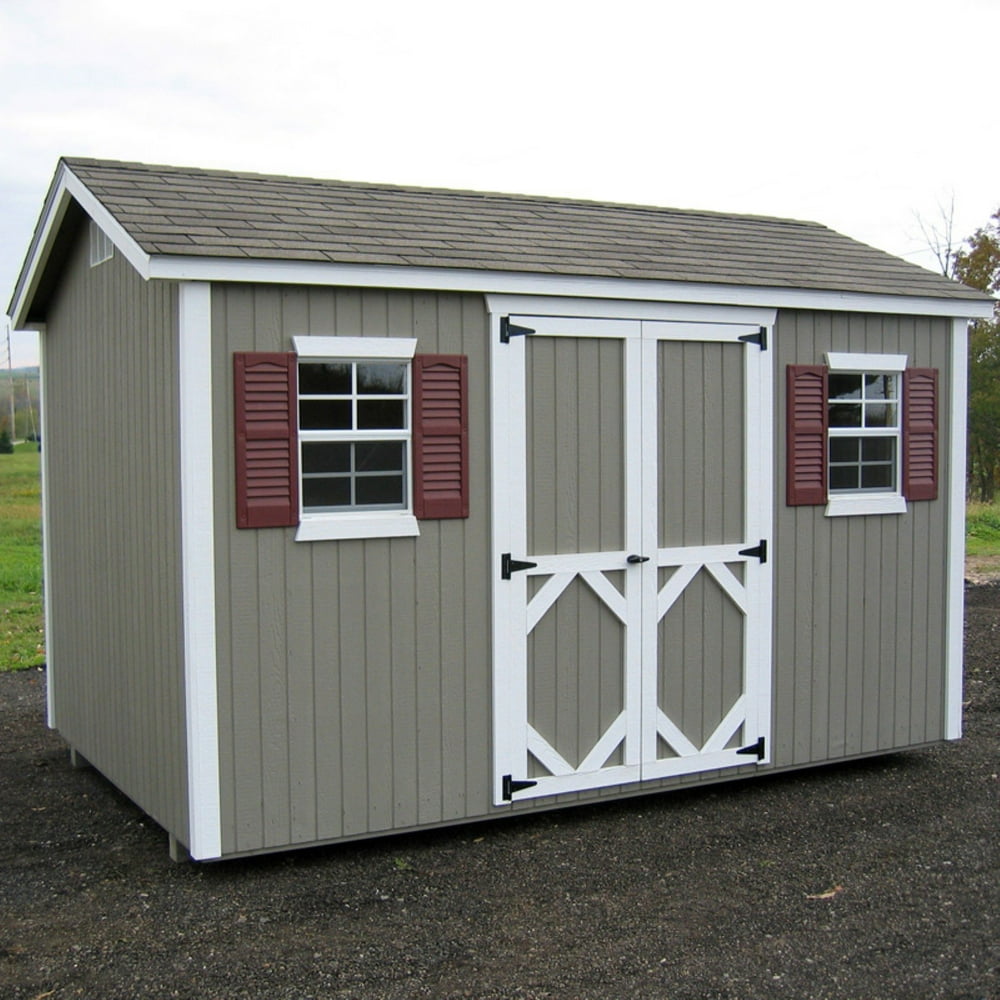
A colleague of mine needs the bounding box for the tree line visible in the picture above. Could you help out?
[954,211,1000,501]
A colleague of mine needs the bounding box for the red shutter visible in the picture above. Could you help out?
[233,352,299,528]
[413,354,469,519]
[903,368,938,501]
[786,364,828,506]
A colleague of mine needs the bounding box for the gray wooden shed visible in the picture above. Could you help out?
[8,157,993,860]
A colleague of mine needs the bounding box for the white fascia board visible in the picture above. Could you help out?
[945,318,969,740]
[146,254,995,320]
[8,163,151,329]
[178,282,222,860]
[61,168,150,278]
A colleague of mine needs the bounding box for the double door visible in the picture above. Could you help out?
[491,313,773,804]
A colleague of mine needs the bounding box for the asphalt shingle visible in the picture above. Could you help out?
[61,156,988,301]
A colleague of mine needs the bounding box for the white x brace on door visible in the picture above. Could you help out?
[490,305,774,805]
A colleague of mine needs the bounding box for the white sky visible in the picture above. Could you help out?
[3,0,998,367]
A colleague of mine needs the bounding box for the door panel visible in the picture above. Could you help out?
[527,337,625,554]
[492,313,773,805]
[658,340,745,547]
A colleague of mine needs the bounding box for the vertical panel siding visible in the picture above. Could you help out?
[212,286,491,855]
[212,295,957,857]
[772,311,951,768]
[42,222,187,841]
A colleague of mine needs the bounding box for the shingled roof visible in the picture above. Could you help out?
[19,157,995,310]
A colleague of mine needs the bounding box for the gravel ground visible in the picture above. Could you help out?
[1,586,998,1000]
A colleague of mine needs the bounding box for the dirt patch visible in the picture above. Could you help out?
[966,553,1000,586]
[1,589,998,1000]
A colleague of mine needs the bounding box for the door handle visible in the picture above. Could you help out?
[626,554,650,564]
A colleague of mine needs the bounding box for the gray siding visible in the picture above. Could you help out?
[212,286,491,856]
[210,295,958,857]
[772,311,952,766]
[42,223,187,840]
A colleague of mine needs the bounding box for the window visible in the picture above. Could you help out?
[787,354,938,516]
[828,371,899,491]
[298,360,410,512]
[233,339,468,539]
[825,354,905,515]
[294,337,418,540]
[89,220,113,267]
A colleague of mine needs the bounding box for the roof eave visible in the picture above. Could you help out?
[147,254,997,321]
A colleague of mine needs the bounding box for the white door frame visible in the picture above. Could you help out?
[488,297,775,807]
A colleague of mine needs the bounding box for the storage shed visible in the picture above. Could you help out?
[8,157,993,861]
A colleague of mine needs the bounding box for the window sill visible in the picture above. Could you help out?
[825,494,907,517]
[295,512,420,541]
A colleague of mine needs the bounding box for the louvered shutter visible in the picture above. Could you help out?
[233,352,299,528]
[413,354,469,519]
[903,368,938,501]
[786,364,828,506]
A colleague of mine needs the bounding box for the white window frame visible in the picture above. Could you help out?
[292,336,420,541]
[824,352,907,517]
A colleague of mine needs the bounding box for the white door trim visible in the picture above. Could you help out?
[490,305,774,806]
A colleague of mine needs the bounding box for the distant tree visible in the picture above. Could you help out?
[0,423,12,455]
[954,208,1000,501]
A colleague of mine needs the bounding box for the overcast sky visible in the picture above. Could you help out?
[3,0,998,367]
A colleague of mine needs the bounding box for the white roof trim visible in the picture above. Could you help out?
[62,167,150,278]
[7,163,151,329]
[147,255,994,320]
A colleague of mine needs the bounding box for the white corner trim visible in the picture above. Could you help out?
[945,319,969,740]
[824,494,907,517]
[826,352,907,372]
[35,325,56,728]
[292,335,417,358]
[178,282,222,860]
[295,512,420,541]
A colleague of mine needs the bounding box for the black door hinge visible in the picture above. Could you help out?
[737,736,766,760]
[738,326,768,350]
[501,553,538,579]
[500,317,536,344]
[503,774,538,800]
[738,540,767,563]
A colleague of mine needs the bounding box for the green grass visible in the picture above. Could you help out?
[0,442,44,670]
[966,501,1000,558]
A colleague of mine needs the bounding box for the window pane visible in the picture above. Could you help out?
[865,373,896,400]
[302,441,351,473]
[864,403,896,428]
[303,477,352,509]
[358,363,406,395]
[299,399,352,430]
[830,437,859,462]
[861,464,894,489]
[829,403,862,427]
[862,438,895,462]
[830,466,858,490]
[355,475,405,506]
[299,362,351,395]
[829,374,862,400]
[358,399,406,429]
[355,441,404,472]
